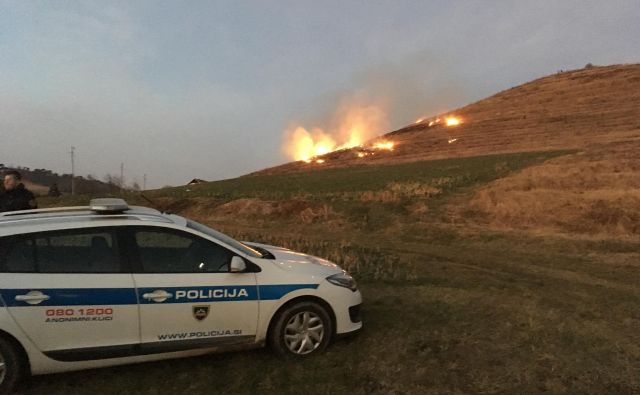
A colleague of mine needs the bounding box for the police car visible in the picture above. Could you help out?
[0,199,362,392]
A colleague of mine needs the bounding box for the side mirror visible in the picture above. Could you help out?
[230,256,247,273]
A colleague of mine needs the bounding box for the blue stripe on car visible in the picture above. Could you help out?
[0,288,138,307]
[0,284,319,307]
[259,284,319,300]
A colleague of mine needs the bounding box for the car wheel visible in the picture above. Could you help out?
[0,337,24,394]
[269,301,332,357]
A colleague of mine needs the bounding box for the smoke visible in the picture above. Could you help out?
[352,51,469,128]
[282,51,469,160]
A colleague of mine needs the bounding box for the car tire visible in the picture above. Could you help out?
[269,301,332,357]
[0,336,24,394]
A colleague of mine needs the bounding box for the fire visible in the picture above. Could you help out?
[445,116,461,126]
[282,101,388,162]
[448,138,458,144]
[315,159,325,164]
[372,140,394,151]
[283,126,337,162]
[417,116,462,127]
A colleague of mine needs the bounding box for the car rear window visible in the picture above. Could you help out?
[35,231,119,273]
[0,236,36,273]
[0,228,121,273]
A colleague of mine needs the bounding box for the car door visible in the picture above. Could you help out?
[0,227,139,361]
[126,226,258,353]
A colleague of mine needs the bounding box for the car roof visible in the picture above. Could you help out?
[0,198,185,236]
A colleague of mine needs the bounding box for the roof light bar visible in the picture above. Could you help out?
[89,198,129,213]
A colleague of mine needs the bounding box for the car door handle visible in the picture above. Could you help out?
[142,290,173,302]
[15,291,50,305]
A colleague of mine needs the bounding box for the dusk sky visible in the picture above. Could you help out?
[1,0,638,187]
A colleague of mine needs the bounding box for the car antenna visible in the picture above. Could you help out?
[140,193,172,215]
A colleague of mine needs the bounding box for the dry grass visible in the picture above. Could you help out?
[356,182,441,203]
[457,141,640,239]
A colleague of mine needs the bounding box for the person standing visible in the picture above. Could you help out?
[0,170,38,212]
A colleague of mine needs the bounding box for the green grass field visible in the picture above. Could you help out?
[25,150,640,394]
[148,151,571,200]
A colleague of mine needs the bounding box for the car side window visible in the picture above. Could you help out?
[133,228,233,273]
[0,236,36,273]
[35,229,120,273]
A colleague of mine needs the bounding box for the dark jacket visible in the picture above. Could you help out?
[0,184,37,212]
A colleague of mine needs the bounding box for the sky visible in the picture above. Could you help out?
[1,0,638,188]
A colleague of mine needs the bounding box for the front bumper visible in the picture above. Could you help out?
[349,303,362,324]
[317,281,363,335]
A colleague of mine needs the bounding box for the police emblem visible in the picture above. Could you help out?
[193,305,210,321]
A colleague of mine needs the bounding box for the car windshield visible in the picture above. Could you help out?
[186,219,263,258]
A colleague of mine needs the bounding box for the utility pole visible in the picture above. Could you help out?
[120,162,124,192]
[143,173,147,191]
[70,146,76,196]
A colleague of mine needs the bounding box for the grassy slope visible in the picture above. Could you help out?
[25,150,640,394]
[148,151,569,200]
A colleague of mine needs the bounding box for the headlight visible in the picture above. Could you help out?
[326,272,358,292]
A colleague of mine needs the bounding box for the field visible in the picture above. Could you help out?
[25,150,640,394]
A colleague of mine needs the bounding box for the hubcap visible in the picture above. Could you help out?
[284,311,324,355]
[0,350,6,385]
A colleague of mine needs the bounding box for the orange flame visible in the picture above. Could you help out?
[282,126,336,162]
[282,101,388,162]
[372,140,394,151]
[445,116,461,126]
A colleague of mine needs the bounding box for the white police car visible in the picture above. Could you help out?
[0,199,362,392]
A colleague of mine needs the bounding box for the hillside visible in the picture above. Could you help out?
[255,64,640,175]
[234,64,640,239]
[144,63,640,240]
[0,164,119,196]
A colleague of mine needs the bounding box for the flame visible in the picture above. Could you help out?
[315,159,325,164]
[357,152,366,158]
[448,138,458,144]
[282,101,388,162]
[282,126,337,162]
[372,140,394,151]
[445,116,461,126]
